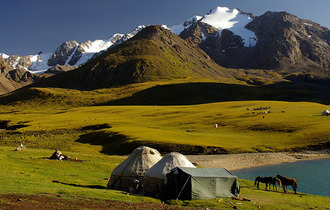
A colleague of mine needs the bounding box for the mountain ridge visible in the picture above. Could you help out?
[1,7,328,75]
[31,25,236,90]
[0,6,329,95]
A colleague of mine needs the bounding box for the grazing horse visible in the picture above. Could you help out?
[254,176,277,190]
[276,174,297,194]
[269,177,281,191]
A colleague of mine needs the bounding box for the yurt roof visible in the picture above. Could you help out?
[145,152,196,179]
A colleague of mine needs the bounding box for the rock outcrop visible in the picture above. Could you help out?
[47,41,79,66]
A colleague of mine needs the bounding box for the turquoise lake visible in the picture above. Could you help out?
[232,158,330,197]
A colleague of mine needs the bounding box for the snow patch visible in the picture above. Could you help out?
[167,6,257,47]
[29,52,53,73]
[65,46,78,65]
[12,57,20,68]
[82,35,122,53]
[200,6,257,47]
[2,26,146,74]
[0,53,9,59]
[74,25,145,66]
[169,15,202,35]
[75,53,95,66]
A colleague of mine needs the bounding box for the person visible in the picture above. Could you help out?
[129,177,141,194]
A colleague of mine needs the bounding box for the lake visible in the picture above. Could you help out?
[232,158,330,197]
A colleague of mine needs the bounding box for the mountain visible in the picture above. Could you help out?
[33,25,235,90]
[0,57,41,94]
[175,7,330,74]
[168,7,257,47]
[1,6,329,96]
[0,26,146,73]
[246,11,330,71]
[2,6,329,75]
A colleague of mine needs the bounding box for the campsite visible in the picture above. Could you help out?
[0,100,330,209]
[0,142,329,209]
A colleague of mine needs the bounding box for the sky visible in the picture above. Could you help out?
[1,0,329,55]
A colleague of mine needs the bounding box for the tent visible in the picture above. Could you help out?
[107,146,162,191]
[322,110,330,115]
[143,152,196,195]
[164,167,240,200]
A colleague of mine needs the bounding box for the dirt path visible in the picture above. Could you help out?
[0,194,199,210]
[186,151,330,171]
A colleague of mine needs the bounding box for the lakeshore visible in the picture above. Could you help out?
[186,150,330,171]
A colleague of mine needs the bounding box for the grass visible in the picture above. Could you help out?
[0,146,157,203]
[0,100,329,155]
[0,146,329,209]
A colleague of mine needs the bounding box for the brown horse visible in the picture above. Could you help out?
[276,174,297,194]
[254,176,280,191]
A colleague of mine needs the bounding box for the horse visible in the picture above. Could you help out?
[269,177,281,191]
[276,174,297,194]
[254,176,278,190]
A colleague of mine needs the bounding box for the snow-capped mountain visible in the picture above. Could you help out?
[167,6,257,47]
[1,7,259,74]
[1,5,329,77]
[1,25,146,74]
[168,6,329,71]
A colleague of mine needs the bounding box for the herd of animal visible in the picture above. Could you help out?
[254,174,298,194]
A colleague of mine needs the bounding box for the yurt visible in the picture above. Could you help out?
[322,110,330,115]
[107,146,162,191]
[143,152,196,195]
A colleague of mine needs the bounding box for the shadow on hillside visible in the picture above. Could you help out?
[75,131,229,155]
[52,180,106,189]
[99,81,329,106]
[75,131,131,155]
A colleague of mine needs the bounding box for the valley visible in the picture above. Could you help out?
[0,3,329,209]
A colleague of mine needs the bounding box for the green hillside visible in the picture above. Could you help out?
[0,100,329,155]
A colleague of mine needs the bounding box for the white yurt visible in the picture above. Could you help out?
[143,152,196,195]
[322,110,330,115]
[107,146,162,191]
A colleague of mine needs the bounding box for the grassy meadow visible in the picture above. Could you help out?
[0,81,329,208]
[0,99,329,154]
[0,146,329,209]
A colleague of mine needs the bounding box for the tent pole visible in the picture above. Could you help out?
[176,175,191,201]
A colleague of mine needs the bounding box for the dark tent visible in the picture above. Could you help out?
[164,167,239,200]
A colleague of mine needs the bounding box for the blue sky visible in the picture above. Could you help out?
[1,0,329,55]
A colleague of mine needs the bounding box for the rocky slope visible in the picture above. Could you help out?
[0,58,41,94]
[246,11,330,72]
